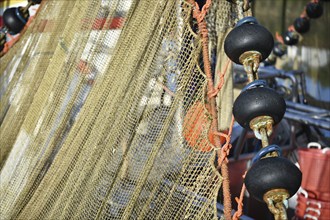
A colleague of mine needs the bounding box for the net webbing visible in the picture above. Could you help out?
[0,0,244,219]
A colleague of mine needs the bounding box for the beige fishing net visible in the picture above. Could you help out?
[0,0,246,219]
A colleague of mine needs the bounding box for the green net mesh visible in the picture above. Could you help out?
[0,0,245,219]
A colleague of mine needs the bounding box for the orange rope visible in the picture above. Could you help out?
[214,118,235,220]
[159,83,176,97]
[188,1,233,219]
[208,59,232,98]
[275,32,284,45]
[215,116,235,167]
[300,8,307,18]
[5,34,21,50]
[221,160,232,219]
[232,171,247,220]
[0,43,9,56]
[287,25,295,32]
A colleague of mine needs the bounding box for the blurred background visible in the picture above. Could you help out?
[253,0,330,109]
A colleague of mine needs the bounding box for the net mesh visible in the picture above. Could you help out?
[0,0,244,219]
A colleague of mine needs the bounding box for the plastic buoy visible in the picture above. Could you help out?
[224,17,274,64]
[245,156,302,202]
[233,86,286,129]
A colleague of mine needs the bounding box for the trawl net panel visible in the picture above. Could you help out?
[0,0,242,219]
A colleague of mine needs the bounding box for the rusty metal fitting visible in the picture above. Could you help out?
[22,1,34,13]
[239,51,262,83]
[20,7,30,18]
[263,189,290,220]
[249,115,274,146]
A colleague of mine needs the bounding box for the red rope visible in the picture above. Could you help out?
[188,1,234,219]
[216,116,235,166]
[232,171,247,220]
[208,59,232,98]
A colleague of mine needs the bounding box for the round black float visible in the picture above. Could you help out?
[224,17,274,64]
[283,31,299,46]
[233,86,286,129]
[273,42,287,57]
[244,156,302,202]
[306,2,323,19]
[3,7,30,35]
[293,17,310,34]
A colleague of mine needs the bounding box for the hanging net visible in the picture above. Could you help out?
[0,0,246,219]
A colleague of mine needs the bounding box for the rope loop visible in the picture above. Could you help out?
[208,59,232,98]
[216,116,235,167]
[190,0,212,22]
[232,172,247,220]
[188,2,236,219]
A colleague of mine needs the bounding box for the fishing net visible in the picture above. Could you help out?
[0,0,246,219]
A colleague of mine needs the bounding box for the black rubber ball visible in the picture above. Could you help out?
[3,7,29,35]
[244,157,302,202]
[224,22,274,64]
[293,17,310,34]
[283,31,299,46]
[273,42,287,57]
[233,87,286,129]
[306,2,323,19]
